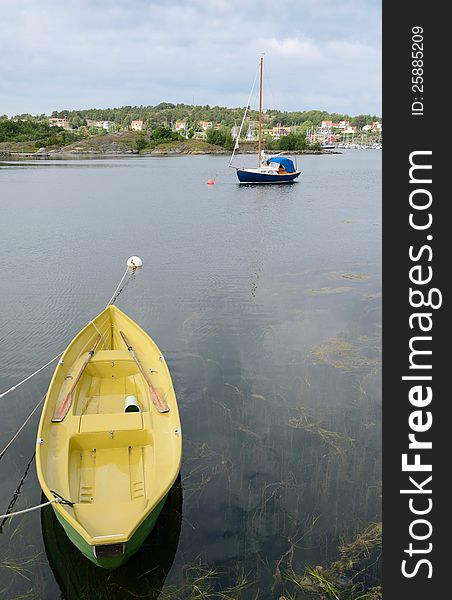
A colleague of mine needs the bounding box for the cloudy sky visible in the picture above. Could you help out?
[0,0,381,117]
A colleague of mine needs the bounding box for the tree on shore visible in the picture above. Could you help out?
[279,133,307,151]
[206,128,234,150]
[0,119,80,147]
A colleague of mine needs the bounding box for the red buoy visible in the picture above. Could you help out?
[207,179,215,185]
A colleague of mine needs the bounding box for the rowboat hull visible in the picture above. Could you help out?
[36,305,182,569]
[41,476,182,594]
[53,493,167,569]
[236,168,301,183]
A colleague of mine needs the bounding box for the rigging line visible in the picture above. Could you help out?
[264,63,278,115]
[229,61,260,167]
[0,395,45,461]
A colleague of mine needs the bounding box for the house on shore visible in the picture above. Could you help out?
[272,125,291,139]
[130,120,144,131]
[174,120,188,136]
[362,121,382,132]
[48,117,70,129]
[86,119,116,131]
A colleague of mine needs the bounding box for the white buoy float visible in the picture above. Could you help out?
[127,256,143,270]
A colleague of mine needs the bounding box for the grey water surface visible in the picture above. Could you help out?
[0,151,381,598]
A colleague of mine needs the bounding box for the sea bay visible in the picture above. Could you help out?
[0,150,381,598]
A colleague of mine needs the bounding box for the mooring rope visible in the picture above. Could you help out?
[0,260,142,524]
[0,447,74,524]
[0,353,63,400]
[0,498,57,521]
[108,269,136,307]
[106,266,129,307]
[0,492,73,522]
[0,395,45,461]
[0,265,137,402]
[0,452,36,530]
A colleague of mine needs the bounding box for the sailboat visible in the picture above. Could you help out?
[230,56,301,184]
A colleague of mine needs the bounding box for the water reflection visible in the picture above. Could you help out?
[172,266,381,594]
[40,476,182,599]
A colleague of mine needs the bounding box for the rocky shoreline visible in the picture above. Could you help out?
[1,147,329,159]
[1,133,330,159]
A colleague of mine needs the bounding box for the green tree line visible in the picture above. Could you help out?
[0,105,381,152]
[206,126,322,152]
[0,120,79,146]
[1,104,381,131]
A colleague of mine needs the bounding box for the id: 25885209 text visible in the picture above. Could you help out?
[411,26,424,116]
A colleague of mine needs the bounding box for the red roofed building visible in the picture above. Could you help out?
[130,120,144,131]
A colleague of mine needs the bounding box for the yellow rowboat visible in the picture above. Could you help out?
[36,305,182,569]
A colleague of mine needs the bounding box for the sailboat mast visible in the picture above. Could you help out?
[257,56,263,166]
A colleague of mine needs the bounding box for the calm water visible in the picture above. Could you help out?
[0,152,381,599]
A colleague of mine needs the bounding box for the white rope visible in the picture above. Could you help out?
[0,396,45,459]
[89,320,107,350]
[229,61,260,168]
[0,261,141,519]
[0,265,136,401]
[0,498,57,519]
[0,353,62,400]
[90,320,103,337]
[106,267,130,307]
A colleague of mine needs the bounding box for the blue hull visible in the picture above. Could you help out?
[236,169,300,184]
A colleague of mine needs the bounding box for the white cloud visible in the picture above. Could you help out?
[265,37,323,63]
[0,0,381,116]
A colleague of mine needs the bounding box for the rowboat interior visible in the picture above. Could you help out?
[36,306,181,553]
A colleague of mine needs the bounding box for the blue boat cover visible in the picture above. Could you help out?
[267,156,296,172]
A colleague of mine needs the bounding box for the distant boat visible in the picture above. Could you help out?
[229,56,301,184]
[36,305,182,569]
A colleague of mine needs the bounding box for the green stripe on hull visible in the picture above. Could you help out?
[53,496,168,570]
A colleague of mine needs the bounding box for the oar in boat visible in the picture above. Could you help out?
[119,331,169,413]
[52,334,102,422]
